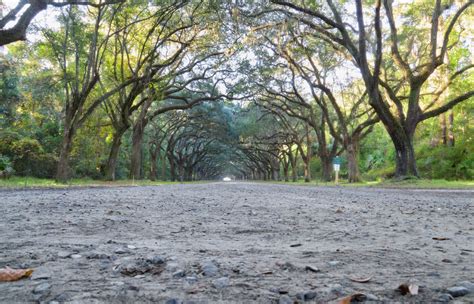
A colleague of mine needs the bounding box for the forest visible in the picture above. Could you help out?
[0,0,473,184]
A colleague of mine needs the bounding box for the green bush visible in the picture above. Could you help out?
[417,141,473,180]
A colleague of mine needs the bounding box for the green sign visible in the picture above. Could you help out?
[332,156,341,165]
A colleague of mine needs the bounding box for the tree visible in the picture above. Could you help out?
[271,0,474,178]
[0,0,122,46]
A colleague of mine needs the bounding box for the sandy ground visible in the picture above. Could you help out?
[0,182,473,303]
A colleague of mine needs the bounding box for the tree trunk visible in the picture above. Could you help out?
[56,127,74,183]
[440,113,447,145]
[130,121,146,180]
[391,130,418,178]
[303,157,311,182]
[282,159,289,182]
[289,152,297,182]
[105,130,125,181]
[448,110,455,146]
[346,138,361,183]
[149,148,158,181]
[320,155,332,182]
[161,154,167,180]
[168,154,176,181]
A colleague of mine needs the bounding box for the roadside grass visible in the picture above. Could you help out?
[0,176,196,189]
[257,178,474,189]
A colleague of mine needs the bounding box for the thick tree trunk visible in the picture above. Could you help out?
[149,149,158,181]
[346,139,361,183]
[320,156,332,182]
[105,130,125,181]
[282,160,289,182]
[56,127,74,183]
[303,157,311,182]
[391,131,418,178]
[130,121,146,180]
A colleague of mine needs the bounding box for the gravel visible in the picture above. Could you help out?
[0,182,473,303]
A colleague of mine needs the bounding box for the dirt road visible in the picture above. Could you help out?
[1,182,473,303]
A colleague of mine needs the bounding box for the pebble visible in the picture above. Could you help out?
[127,245,137,250]
[33,282,51,294]
[57,251,71,258]
[457,281,474,293]
[328,261,341,266]
[213,277,230,289]
[31,269,51,280]
[146,255,165,265]
[366,294,378,301]
[329,284,344,294]
[114,248,130,254]
[436,293,454,302]
[172,270,185,278]
[279,295,293,304]
[296,291,317,300]
[71,254,82,259]
[166,262,179,272]
[446,286,469,297]
[185,276,198,284]
[200,260,218,276]
[86,252,110,260]
[165,298,180,304]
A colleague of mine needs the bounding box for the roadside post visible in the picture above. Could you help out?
[332,156,341,185]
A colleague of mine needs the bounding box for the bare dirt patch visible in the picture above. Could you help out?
[0,182,473,303]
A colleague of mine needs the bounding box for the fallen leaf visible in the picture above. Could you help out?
[398,283,419,295]
[349,276,372,283]
[338,293,367,304]
[432,237,450,241]
[0,267,34,282]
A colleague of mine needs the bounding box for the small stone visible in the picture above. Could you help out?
[31,269,51,280]
[146,255,165,265]
[213,277,230,289]
[305,265,320,273]
[114,248,130,254]
[172,270,185,278]
[57,251,71,258]
[457,281,474,293]
[279,295,293,304]
[329,284,344,294]
[165,299,180,304]
[185,276,198,284]
[200,260,218,276]
[365,294,378,301]
[127,245,137,250]
[71,254,82,259]
[86,252,110,260]
[296,291,317,300]
[446,286,469,297]
[33,282,51,294]
[436,293,454,302]
[166,262,179,272]
[328,261,341,266]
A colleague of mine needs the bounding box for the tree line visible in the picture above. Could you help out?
[0,0,473,182]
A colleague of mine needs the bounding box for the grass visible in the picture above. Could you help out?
[256,178,474,189]
[0,176,196,189]
[1,176,472,190]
